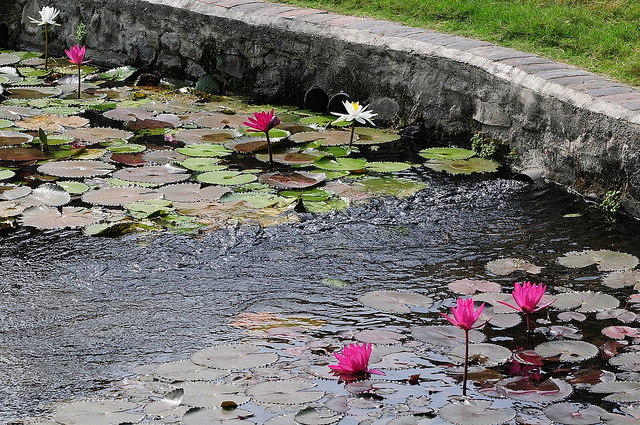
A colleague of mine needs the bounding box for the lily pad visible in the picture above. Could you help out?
[259,171,326,189]
[603,270,640,289]
[496,376,574,402]
[112,164,190,184]
[191,344,278,370]
[177,144,233,157]
[0,130,33,147]
[20,206,106,229]
[438,399,516,425]
[22,183,71,207]
[154,360,231,382]
[182,407,255,424]
[0,201,26,217]
[535,341,599,362]
[181,381,250,408]
[351,175,429,198]
[175,128,243,144]
[63,127,134,143]
[52,399,144,425]
[448,279,502,295]
[106,143,146,154]
[57,181,90,194]
[353,127,401,145]
[0,169,14,180]
[591,381,640,403]
[7,86,62,99]
[219,192,286,209]
[419,147,476,161]
[602,326,640,339]
[596,309,637,323]
[544,403,603,425]
[197,171,257,186]
[411,325,485,348]
[553,291,619,312]
[159,183,229,203]
[448,343,512,367]
[38,160,116,178]
[0,54,20,66]
[246,380,324,405]
[558,249,639,271]
[290,130,357,146]
[359,290,433,313]
[294,407,343,425]
[485,258,543,275]
[82,187,162,206]
[364,161,412,173]
[99,66,137,81]
[314,157,367,171]
[424,157,500,174]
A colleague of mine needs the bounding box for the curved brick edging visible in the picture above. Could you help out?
[6,0,640,215]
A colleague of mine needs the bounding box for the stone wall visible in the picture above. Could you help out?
[6,0,640,216]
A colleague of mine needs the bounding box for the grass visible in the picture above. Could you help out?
[268,0,640,87]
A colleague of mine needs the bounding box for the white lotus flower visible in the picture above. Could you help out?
[29,6,61,26]
[332,101,377,125]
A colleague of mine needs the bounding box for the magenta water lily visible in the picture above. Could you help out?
[498,281,556,332]
[243,109,281,168]
[64,45,89,99]
[440,297,486,395]
[329,342,384,383]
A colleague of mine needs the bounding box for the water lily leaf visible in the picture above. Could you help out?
[314,157,367,171]
[485,258,543,275]
[290,130,357,146]
[159,183,229,203]
[0,54,20,66]
[411,325,485,348]
[448,279,502,295]
[603,270,640,289]
[472,292,527,314]
[535,341,598,362]
[38,160,116,178]
[17,67,50,78]
[353,127,401,145]
[496,377,574,402]
[63,127,134,143]
[225,137,271,154]
[219,192,287,209]
[177,144,233,157]
[182,407,255,424]
[0,105,39,121]
[57,181,90,194]
[142,149,188,165]
[242,128,289,139]
[191,344,278,370]
[478,307,521,328]
[448,343,512,367]
[0,130,33,146]
[104,107,155,123]
[106,143,146,154]
[557,312,587,322]
[553,291,619,312]
[83,221,133,236]
[0,185,31,200]
[419,148,476,161]
[591,381,640,402]
[438,399,516,425]
[0,201,26,217]
[294,407,343,425]
[175,128,243,144]
[108,152,150,167]
[359,290,433,313]
[354,329,406,345]
[181,382,250,408]
[543,403,603,425]
[113,164,190,184]
[0,118,14,128]
[82,187,161,206]
[597,309,637,323]
[98,66,137,81]
[193,112,248,128]
[424,157,500,174]
[303,197,349,213]
[558,250,639,271]
[33,135,75,146]
[0,145,50,161]
[127,114,182,130]
[197,171,257,186]
[350,175,429,198]
[125,199,172,217]
[603,326,640,339]
[7,86,62,99]
[22,183,70,207]
[364,161,411,173]
[52,399,144,425]
[259,171,326,189]
[246,380,324,405]
[299,115,334,126]
[154,360,230,382]
[280,188,333,202]
[20,206,106,229]
[0,169,14,180]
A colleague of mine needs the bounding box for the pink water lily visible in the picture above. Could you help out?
[440,297,485,331]
[498,281,556,333]
[329,342,384,382]
[64,45,89,99]
[243,109,281,168]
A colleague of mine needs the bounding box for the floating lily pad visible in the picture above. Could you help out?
[602,270,640,289]
[177,143,233,157]
[543,402,603,425]
[106,143,146,154]
[411,325,485,348]
[602,326,640,339]
[38,160,116,178]
[154,360,231,382]
[314,157,367,171]
[142,149,188,165]
[20,206,106,229]
[159,183,229,203]
[280,188,333,202]
[98,66,137,81]
[108,152,149,167]
[0,130,33,147]
[259,171,326,189]
[52,399,144,425]
[290,130,357,146]
[57,181,90,194]
[225,137,271,154]
[553,291,619,312]
[557,312,587,322]
[175,128,243,144]
[112,164,190,184]
[0,185,31,200]
[0,201,26,217]
[419,147,476,161]
[193,112,248,128]
[424,157,500,174]
[7,86,62,99]
[535,341,599,362]
[219,192,287,209]
[596,309,637,323]
[496,377,574,402]
[0,54,20,66]
[0,146,51,162]
[182,407,255,425]
[478,307,521,328]
[353,127,401,145]
[0,169,14,180]
[63,127,134,143]
[448,279,502,295]
[303,197,349,213]
[448,343,512,367]
[16,114,90,132]
[197,171,257,186]
[364,161,411,173]
[82,187,161,206]
[558,250,639,271]
[438,399,516,425]
[295,407,343,425]
[179,157,227,172]
[359,290,433,313]
[351,175,429,198]
[246,380,324,405]
[22,183,70,207]
[181,381,250,408]
[591,381,640,403]
[485,258,543,275]
[191,344,278,370]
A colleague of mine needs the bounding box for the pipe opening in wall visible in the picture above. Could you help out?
[0,22,9,49]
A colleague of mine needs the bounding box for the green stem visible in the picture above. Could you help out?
[44,23,49,70]
[349,121,355,149]
[463,329,469,396]
[266,133,273,169]
[77,65,81,99]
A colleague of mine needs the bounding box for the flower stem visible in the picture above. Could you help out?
[44,23,49,70]
[349,122,355,149]
[463,329,469,396]
[76,65,81,99]
[266,133,273,169]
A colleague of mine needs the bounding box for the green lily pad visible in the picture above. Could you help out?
[299,115,334,126]
[424,157,500,174]
[7,86,63,99]
[220,192,287,208]
[98,66,137,81]
[197,171,257,186]
[0,53,20,66]
[106,143,146,154]
[56,181,90,194]
[314,157,367,171]
[354,175,428,198]
[0,119,14,128]
[0,169,14,180]
[419,147,476,160]
[33,135,75,146]
[16,67,50,78]
[180,157,228,172]
[243,128,289,139]
[364,161,412,173]
[177,144,233,157]
[303,197,349,213]
[353,127,401,145]
[280,188,333,202]
[41,106,83,116]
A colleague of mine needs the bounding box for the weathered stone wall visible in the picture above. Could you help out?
[6,0,640,216]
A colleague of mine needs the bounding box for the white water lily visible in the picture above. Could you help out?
[29,6,61,26]
[332,100,377,125]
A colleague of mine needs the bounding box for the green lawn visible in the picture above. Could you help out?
[269,0,640,87]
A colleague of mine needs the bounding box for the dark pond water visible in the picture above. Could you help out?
[1,168,639,422]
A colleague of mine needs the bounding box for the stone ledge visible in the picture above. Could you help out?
[6,0,640,216]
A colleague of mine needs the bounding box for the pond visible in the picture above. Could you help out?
[2,50,640,425]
